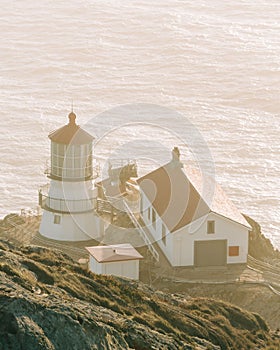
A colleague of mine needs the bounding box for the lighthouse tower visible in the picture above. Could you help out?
[39,111,103,241]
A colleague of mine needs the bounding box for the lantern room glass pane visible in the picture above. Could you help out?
[50,141,93,179]
[57,144,65,157]
[74,145,81,157]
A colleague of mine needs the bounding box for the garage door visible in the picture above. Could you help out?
[194,240,227,267]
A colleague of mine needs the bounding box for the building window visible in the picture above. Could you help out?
[54,215,61,225]
[152,208,156,228]
[162,224,166,245]
[229,246,239,256]
[207,220,215,234]
[148,207,151,220]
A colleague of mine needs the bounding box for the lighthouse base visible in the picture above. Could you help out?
[39,211,104,242]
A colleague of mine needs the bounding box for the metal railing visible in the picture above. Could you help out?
[96,196,125,214]
[96,198,114,214]
[44,163,100,181]
[123,200,159,262]
[95,195,159,262]
[39,192,96,214]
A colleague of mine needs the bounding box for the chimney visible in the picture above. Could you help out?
[172,147,180,161]
[171,147,183,168]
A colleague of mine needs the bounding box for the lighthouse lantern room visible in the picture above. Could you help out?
[39,112,103,241]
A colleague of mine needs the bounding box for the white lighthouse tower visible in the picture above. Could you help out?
[39,111,103,241]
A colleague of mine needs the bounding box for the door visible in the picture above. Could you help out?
[194,240,227,267]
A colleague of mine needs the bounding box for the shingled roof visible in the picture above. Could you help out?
[137,161,250,233]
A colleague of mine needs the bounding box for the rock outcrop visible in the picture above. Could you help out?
[244,214,280,261]
[0,239,279,350]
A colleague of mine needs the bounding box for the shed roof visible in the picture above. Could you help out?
[49,112,93,145]
[86,244,143,263]
[137,161,250,233]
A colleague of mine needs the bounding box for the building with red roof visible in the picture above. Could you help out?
[86,244,143,280]
[137,148,251,267]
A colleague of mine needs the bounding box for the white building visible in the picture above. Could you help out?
[137,148,251,267]
[39,112,103,241]
[86,243,143,280]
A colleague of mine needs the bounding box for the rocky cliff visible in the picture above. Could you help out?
[244,214,280,261]
[0,239,279,350]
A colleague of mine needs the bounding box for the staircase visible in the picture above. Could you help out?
[123,200,159,262]
[96,198,113,214]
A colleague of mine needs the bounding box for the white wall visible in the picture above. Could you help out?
[89,256,102,274]
[140,189,248,267]
[172,212,249,266]
[39,211,103,241]
[48,179,96,200]
[45,180,97,213]
[140,190,173,264]
[39,176,104,241]
[89,256,140,280]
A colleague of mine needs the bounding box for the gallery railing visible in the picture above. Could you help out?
[39,191,96,214]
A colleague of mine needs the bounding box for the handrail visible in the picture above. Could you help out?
[123,200,159,262]
[39,192,96,213]
[44,166,99,181]
[96,197,125,214]
[108,159,137,167]
[44,162,100,181]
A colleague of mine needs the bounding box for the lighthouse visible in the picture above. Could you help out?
[39,111,103,241]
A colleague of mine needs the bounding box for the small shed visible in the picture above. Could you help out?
[86,244,143,280]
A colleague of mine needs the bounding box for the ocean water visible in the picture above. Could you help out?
[0,0,279,248]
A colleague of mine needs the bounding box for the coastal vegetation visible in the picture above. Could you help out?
[0,238,279,349]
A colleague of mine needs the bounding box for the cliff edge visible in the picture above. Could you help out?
[244,214,280,261]
[0,239,279,350]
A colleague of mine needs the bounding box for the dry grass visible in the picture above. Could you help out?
[0,238,279,350]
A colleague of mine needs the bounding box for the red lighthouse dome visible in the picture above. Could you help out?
[48,112,93,145]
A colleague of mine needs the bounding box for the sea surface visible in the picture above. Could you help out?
[0,0,279,248]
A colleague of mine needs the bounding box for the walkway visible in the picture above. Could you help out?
[1,212,280,296]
